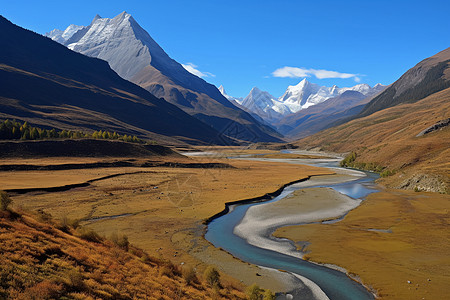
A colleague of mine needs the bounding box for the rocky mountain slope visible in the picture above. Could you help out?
[357,47,450,118]
[0,16,230,146]
[221,81,386,137]
[47,12,282,143]
[293,48,450,193]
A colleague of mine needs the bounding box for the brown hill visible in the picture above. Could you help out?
[0,16,231,146]
[357,47,450,118]
[295,87,450,193]
[0,209,244,299]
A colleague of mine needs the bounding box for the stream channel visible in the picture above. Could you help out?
[204,152,379,300]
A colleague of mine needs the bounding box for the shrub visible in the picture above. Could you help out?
[67,269,84,289]
[0,191,12,211]
[263,289,275,300]
[203,266,220,287]
[246,284,261,300]
[182,266,197,285]
[23,280,63,299]
[78,228,103,243]
[110,232,129,251]
[380,169,396,177]
[340,151,357,167]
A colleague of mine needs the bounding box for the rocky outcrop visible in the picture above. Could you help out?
[416,118,450,136]
[398,173,448,194]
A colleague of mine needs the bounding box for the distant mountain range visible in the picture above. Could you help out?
[220,79,386,138]
[0,15,231,146]
[46,12,282,143]
[293,47,450,193]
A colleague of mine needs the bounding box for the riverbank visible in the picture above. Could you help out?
[3,153,334,292]
[274,189,450,299]
[234,186,362,259]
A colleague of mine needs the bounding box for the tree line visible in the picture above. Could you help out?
[0,119,146,144]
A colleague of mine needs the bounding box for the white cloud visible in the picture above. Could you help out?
[182,63,215,78]
[272,66,359,81]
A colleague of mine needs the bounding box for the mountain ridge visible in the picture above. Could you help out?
[47,12,283,143]
[0,15,231,146]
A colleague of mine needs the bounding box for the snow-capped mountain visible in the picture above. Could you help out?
[221,79,386,125]
[45,12,282,143]
[46,24,85,44]
[240,87,290,122]
[47,12,166,81]
[278,79,384,113]
[218,85,243,104]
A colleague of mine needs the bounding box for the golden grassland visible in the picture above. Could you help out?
[0,209,245,299]
[295,87,450,192]
[274,189,450,299]
[1,154,332,292]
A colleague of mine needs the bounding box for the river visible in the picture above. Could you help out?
[205,152,380,300]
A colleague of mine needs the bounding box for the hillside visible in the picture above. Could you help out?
[0,209,244,299]
[295,87,450,193]
[357,47,450,118]
[47,12,283,143]
[0,16,231,146]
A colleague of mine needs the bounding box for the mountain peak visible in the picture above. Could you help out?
[92,14,102,23]
[296,78,309,86]
[250,86,262,93]
[111,11,132,22]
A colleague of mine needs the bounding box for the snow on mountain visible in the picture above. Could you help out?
[46,12,190,83]
[238,87,288,122]
[222,79,386,124]
[218,85,243,104]
[45,12,283,142]
[277,79,384,113]
[46,24,85,44]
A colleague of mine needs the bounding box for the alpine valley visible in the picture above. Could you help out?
[46,12,282,143]
[1,7,449,300]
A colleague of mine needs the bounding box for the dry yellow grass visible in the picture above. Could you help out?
[295,87,450,192]
[274,189,450,299]
[2,155,332,291]
[0,210,245,299]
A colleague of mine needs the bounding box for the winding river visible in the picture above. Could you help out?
[205,153,380,300]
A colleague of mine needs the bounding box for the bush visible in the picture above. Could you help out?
[204,266,220,287]
[0,191,12,211]
[67,269,84,289]
[246,284,261,300]
[340,151,357,167]
[380,169,396,177]
[182,266,197,285]
[110,232,130,251]
[78,228,103,243]
[263,289,275,300]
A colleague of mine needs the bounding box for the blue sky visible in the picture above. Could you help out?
[2,0,449,98]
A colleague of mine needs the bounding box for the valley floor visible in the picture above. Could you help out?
[274,189,450,299]
[2,149,449,299]
[0,151,332,293]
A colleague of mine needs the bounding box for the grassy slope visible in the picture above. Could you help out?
[295,87,450,193]
[0,210,244,299]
